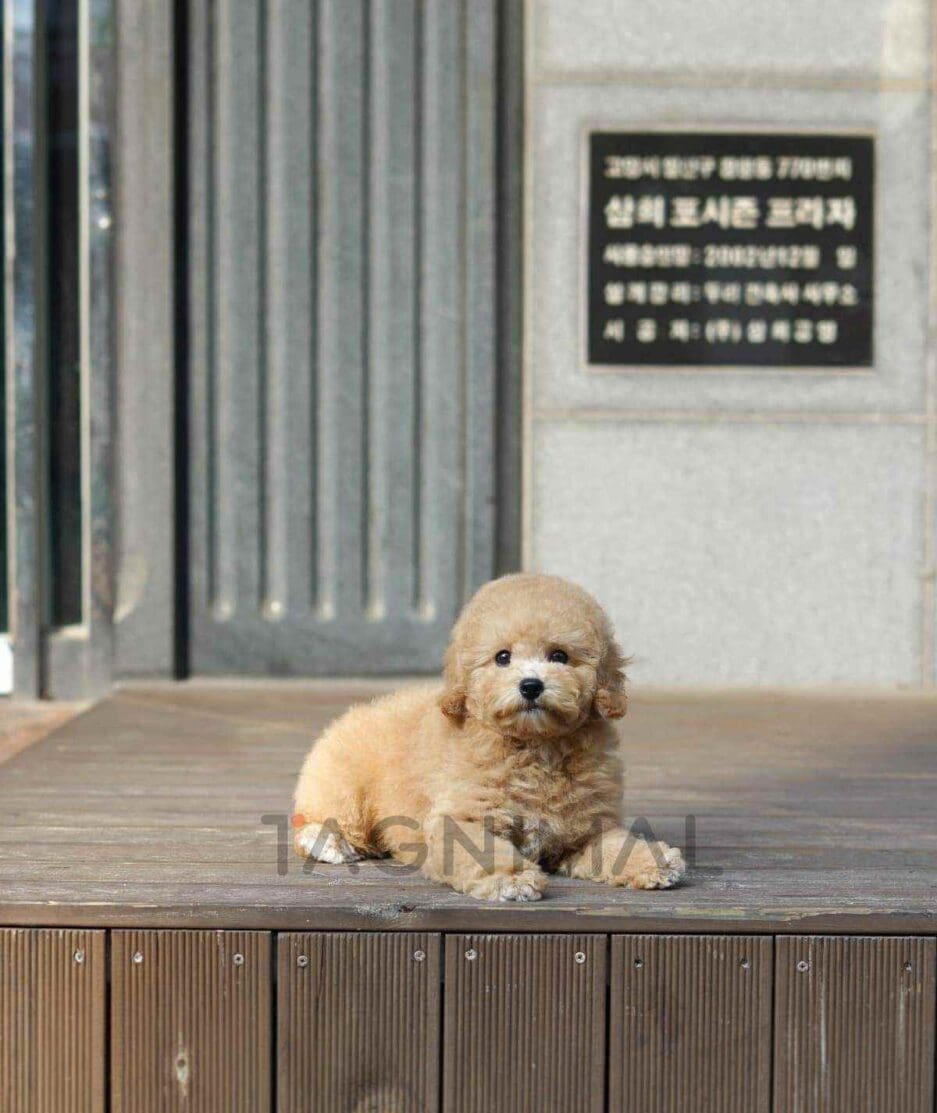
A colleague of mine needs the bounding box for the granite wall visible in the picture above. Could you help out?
[525,0,934,686]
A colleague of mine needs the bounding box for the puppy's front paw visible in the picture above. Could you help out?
[468,867,547,903]
[624,842,685,890]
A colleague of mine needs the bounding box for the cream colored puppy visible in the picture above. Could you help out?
[293,573,685,901]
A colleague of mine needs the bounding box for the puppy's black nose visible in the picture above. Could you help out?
[519,677,545,701]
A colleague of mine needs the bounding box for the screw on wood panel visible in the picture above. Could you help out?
[297,955,309,968]
[574,951,586,965]
[797,960,809,972]
[412,950,425,963]
[464,948,477,962]
[233,953,244,966]
[132,951,144,965]
[633,957,644,969]
[739,958,750,970]
[73,949,85,965]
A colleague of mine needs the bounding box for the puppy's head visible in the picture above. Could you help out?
[440,573,628,741]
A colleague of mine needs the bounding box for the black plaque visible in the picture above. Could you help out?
[587,132,873,367]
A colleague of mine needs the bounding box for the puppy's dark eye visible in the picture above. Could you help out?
[548,649,569,664]
[494,649,511,667]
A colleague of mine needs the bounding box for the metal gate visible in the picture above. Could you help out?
[1,0,115,699]
[1,0,520,695]
[184,0,520,675]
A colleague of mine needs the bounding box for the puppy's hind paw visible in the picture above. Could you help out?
[628,843,686,890]
[468,867,547,903]
[294,822,364,864]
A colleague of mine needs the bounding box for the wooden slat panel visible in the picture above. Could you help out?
[0,928,106,1112]
[277,931,439,1113]
[111,929,271,1113]
[609,935,772,1113]
[443,934,606,1113]
[775,936,936,1113]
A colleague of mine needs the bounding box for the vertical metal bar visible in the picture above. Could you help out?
[44,0,115,698]
[113,0,174,675]
[0,6,5,650]
[4,0,44,697]
[495,0,523,574]
[46,0,81,631]
[367,0,418,620]
[85,0,115,678]
[264,0,316,619]
[419,0,463,625]
[186,0,210,659]
[316,0,367,622]
[461,0,497,597]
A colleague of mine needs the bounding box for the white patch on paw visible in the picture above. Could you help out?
[648,845,686,888]
[494,872,545,902]
[467,868,547,902]
[296,825,363,863]
[498,880,542,902]
[665,846,685,875]
[622,841,687,890]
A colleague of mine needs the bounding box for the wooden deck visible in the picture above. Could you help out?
[0,682,934,933]
[0,699,84,766]
[0,681,930,934]
[1,684,936,1112]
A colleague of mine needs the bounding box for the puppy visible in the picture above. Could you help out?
[293,573,685,901]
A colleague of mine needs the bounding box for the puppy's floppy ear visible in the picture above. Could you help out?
[439,642,468,723]
[593,637,629,720]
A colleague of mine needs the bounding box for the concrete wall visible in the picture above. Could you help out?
[525,0,935,686]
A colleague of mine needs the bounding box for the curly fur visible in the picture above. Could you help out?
[293,573,684,901]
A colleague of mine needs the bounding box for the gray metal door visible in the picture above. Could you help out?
[186,0,519,675]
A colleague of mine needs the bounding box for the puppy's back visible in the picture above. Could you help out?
[293,683,443,848]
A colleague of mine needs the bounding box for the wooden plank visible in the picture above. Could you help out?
[111,929,271,1113]
[277,932,440,1113]
[0,928,106,1112]
[0,702,84,765]
[609,935,772,1113]
[774,936,936,1113]
[443,934,606,1113]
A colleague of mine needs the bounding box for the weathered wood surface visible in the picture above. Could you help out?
[0,928,106,1112]
[443,934,606,1112]
[278,932,440,1113]
[773,935,936,1113]
[0,685,935,931]
[0,701,84,765]
[609,935,773,1113]
[111,929,271,1113]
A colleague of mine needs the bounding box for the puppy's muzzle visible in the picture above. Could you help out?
[518,677,545,702]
